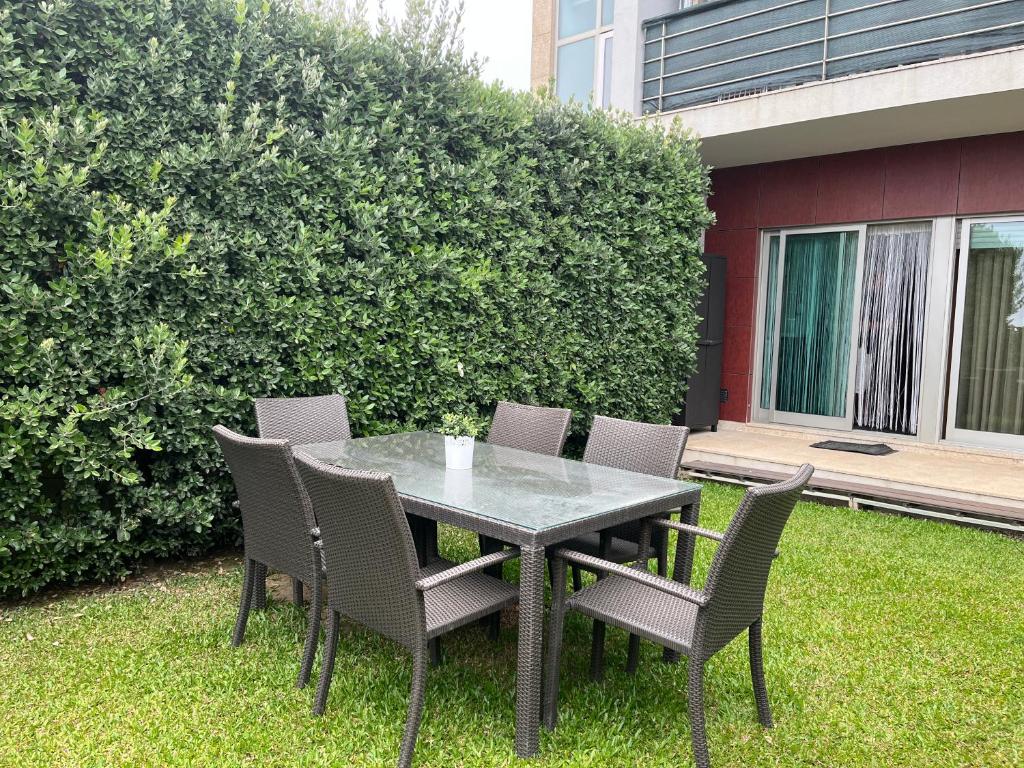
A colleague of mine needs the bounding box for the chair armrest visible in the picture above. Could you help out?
[652,518,724,542]
[653,519,779,558]
[415,548,520,592]
[552,549,708,606]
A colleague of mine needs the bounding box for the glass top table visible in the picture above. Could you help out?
[295,431,702,759]
[297,431,701,540]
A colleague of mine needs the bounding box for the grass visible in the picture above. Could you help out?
[2,482,1023,767]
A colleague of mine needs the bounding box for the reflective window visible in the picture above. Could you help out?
[602,0,614,26]
[558,0,597,39]
[556,37,596,103]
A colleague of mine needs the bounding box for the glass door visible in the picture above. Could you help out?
[946,218,1024,450]
[759,227,865,430]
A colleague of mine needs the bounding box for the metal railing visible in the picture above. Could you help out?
[641,0,1024,114]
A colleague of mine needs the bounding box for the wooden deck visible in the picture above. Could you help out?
[683,423,1024,530]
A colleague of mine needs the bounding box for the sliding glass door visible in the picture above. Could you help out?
[946,218,1024,450]
[854,222,932,435]
[758,227,864,429]
[757,222,933,435]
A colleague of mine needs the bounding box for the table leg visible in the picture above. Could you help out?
[665,499,701,664]
[515,544,545,757]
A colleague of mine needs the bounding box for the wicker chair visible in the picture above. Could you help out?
[254,394,351,606]
[255,394,352,444]
[560,415,689,675]
[474,401,572,638]
[293,454,520,768]
[486,401,572,456]
[212,425,324,690]
[543,464,814,768]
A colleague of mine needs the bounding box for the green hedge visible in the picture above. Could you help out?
[0,0,713,597]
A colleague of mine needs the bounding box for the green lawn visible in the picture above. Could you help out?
[3,482,1023,767]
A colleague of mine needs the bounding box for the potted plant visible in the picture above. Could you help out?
[439,412,484,470]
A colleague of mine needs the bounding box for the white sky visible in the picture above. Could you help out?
[365,1,533,91]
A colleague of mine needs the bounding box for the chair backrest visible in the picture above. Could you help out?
[212,425,317,583]
[486,401,572,457]
[583,415,690,547]
[294,453,424,652]
[254,394,351,445]
[697,463,814,657]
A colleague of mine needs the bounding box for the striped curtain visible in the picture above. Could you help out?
[955,222,1024,436]
[854,222,931,435]
[775,231,858,417]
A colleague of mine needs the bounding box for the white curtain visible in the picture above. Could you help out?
[855,222,931,435]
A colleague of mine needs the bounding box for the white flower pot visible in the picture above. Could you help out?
[444,435,475,470]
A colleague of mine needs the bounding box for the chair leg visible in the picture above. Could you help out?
[427,520,440,561]
[626,633,641,675]
[297,572,322,689]
[749,618,773,728]
[231,557,256,647]
[292,577,304,606]
[479,535,503,637]
[543,557,568,730]
[688,659,710,768]
[313,610,340,716]
[571,566,582,592]
[656,546,668,578]
[428,638,442,667]
[398,644,429,768]
[589,620,606,682]
[252,562,267,610]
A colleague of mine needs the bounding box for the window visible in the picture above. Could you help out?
[555,0,614,106]
[556,38,595,104]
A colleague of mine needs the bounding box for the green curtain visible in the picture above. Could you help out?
[775,231,858,417]
[955,222,1024,436]
[759,235,780,410]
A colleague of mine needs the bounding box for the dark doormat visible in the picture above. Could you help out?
[811,440,896,456]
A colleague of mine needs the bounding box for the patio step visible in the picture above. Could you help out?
[681,458,1024,532]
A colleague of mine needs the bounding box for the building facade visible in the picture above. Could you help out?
[532,0,1024,453]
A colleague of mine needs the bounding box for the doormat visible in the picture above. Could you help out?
[811,440,896,456]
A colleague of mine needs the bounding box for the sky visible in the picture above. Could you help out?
[363,1,533,91]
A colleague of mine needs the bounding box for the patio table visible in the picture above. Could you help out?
[296,431,702,758]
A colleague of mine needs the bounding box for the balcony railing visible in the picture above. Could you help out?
[641,0,1024,114]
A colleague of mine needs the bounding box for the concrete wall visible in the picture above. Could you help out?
[706,130,1024,423]
[530,0,556,91]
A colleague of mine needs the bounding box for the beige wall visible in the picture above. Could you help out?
[531,0,556,92]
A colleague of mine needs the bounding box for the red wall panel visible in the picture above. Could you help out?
[958,133,1024,215]
[707,166,759,229]
[757,157,820,228]
[704,129,1024,425]
[815,149,885,224]
[882,139,960,218]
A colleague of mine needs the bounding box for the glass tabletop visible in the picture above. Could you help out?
[296,431,700,532]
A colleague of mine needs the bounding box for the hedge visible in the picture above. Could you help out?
[0,0,713,597]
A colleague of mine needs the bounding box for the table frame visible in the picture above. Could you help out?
[400,487,702,757]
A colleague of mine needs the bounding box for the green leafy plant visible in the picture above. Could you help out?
[0,0,712,597]
[438,412,486,440]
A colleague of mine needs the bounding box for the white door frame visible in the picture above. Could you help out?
[944,215,1024,451]
[756,224,867,431]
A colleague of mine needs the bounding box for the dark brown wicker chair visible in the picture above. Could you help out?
[294,453,519,768]
[543,464,814,768]
[486,401,572,456]
[568,415,690,581]
[255,393,352,444]
[475,401,572,638]
[560,415,689,675]
[254,395,351,606]
[212,425,324,690]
